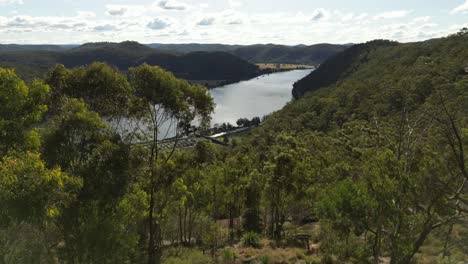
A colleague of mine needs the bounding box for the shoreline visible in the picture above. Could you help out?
[188,67,315,89]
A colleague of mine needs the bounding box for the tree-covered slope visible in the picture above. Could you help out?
[232,43,348,65]
[240,29,468,263]
[276,33,468,131]
[292,40,398,98]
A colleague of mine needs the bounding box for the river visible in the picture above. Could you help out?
[112,69,312,140]
[209,69,313,126]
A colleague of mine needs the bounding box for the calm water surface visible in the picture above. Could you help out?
[209,69,312,125]
[113,69,312,140]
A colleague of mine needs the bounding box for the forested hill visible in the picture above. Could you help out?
[277,31,468,131]
[0,41,260,82]
[148,43,242,53]
[231,43,348,65]
[149,43,348,65]
[239,29,467,262]
[292,40,398,98]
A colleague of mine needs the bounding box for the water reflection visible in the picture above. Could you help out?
[209,69,312,125]
[111,69,312,140]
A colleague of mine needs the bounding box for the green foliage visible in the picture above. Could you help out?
[163,248,213,264]
[0,151,82,226]
[256,255,270,264]
[0,69,49,155]
[242,232,261,248]
[45,62,134,116]
[1,29,467,263]
[221,247,236,263]
[41,98,108,172]
[128,63,214,129]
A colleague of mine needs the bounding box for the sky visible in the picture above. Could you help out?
[0,0,467,45]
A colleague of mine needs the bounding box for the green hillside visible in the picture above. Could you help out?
[232,29,468,263]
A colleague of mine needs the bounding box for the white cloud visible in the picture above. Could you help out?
[77,11,96,19]
[106,6,127,16]
[451,0,468,14]
[147,18,170,30]
[157,0,187,11]
[197,17,215,26]
[227,18,243,25]
[413,16,431,23]
[228,0,242,8]
[311,8,328,22]
[0,3,462,45]
[0,0,23,5]
[94,24,117,31]
[374,10,412,20]
[104,5,147,17]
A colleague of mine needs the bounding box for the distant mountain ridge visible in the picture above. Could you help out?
[0,44,73,52]
[0,41,261,84]
[1,42,349,66]
[148,43,349,65]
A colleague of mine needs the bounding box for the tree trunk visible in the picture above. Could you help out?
[183,205,188,244]
[229,203,234,241]
[188,209,193,246]
[148,186,155,264]
[178,206,183,244]
[442,223,454,258]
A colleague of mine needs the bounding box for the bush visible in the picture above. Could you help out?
[257,255,270,264]
[221,247,236,263]
[242,232,261,248]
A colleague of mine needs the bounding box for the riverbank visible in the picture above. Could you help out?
[188,64,315,89]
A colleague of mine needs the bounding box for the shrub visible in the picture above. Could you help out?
[241,232,261,248]
[257,255,270,264]
[221,247,236,263]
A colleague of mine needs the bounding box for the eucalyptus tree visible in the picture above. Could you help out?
[0,69,82,263]
[128,64,214,264]
[0,68,49,156]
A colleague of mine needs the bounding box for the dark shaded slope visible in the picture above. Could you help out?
[170,52,259,80]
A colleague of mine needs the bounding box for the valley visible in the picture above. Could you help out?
[0,1,467,262]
